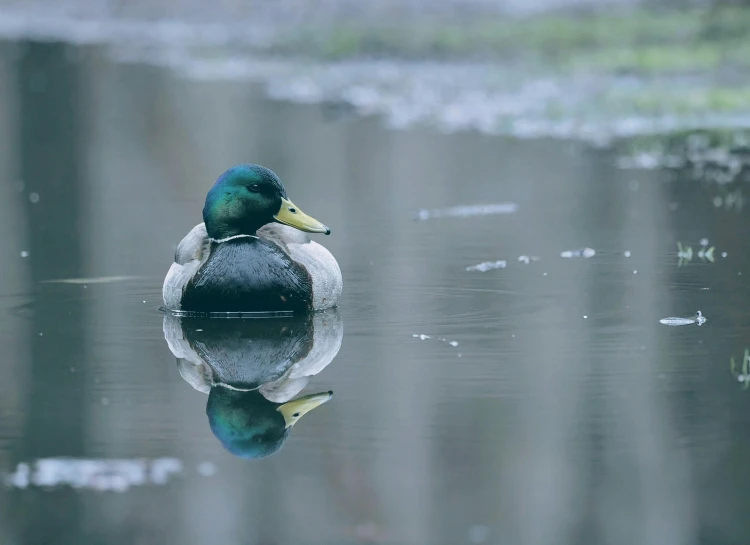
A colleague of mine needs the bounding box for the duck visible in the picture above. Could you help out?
[163,309,343,458]
[162,164,342,314]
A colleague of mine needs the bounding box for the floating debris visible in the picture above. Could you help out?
[678,241,717,266]
[677,242,692,258]
[659,311,706,326]
[713,190,744,212]
[466,260,507,272]
[28,192,40,204]
[412,334,459,348]
[40,275,141,284]
[730,349,750,390]
[415,203,518,221]
[517,255,540,264]
[722,252,728,258]
[624,250,631,257]
[698,246,715,262]
[560,248,595,259]
[20,250,29,258]
[677,242,693,266]
[4,458,183,491]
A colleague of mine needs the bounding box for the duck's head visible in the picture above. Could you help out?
[207,388,333,459]
[203,164,331,240]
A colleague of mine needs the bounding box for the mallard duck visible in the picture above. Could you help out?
[163,309,343,458]
[162,164,342,313]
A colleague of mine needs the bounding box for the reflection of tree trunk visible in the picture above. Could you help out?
[12,40,87,545]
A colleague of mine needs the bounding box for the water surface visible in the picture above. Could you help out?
[2,40,750,545]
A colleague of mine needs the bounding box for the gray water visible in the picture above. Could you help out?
[2,40,750,545]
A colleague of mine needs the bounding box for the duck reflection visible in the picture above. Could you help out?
[163,310,342,459]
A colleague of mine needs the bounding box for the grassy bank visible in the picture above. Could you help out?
[258,5,750,167]
[266,6,750,73]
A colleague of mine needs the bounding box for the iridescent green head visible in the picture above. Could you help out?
[203,164,331,240]
[207,388,333,459]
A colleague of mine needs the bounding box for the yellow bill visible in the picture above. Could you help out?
[277,391,333,428]
[274,197,331,234]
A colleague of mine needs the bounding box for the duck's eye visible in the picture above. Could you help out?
[249,183,260,192]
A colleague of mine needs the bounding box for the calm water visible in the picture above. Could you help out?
[2,40,750,545]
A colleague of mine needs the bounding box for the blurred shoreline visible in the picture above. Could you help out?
[2,3,750,156]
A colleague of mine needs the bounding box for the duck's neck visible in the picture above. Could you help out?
[208,233,259,244]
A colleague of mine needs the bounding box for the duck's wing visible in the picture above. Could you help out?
[259,309,343,402]
[162,312,213,394]
[257,224,343,310]
[162,223,211,310]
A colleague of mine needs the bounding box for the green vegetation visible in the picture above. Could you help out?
[622,129,750,155]
[267,6,750,73]
[245,5,750,155]
[616,128,750,190]
[614,88,750,115]
[730,349,750,390]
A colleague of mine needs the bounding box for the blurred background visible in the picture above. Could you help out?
[2,0,750,544]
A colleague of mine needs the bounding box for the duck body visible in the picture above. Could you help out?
[182,234,312,313]
[161,164,342,314]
